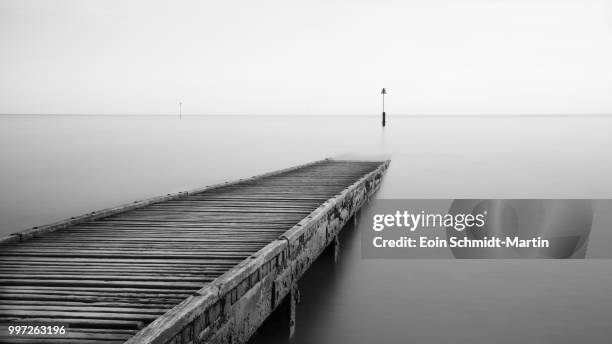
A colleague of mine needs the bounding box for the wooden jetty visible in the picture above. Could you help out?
[0,158,390,344]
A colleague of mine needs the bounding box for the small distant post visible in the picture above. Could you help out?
[381,88,387,127]
[179,101,182,120]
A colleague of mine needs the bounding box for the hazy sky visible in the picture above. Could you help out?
[1,0,611,115]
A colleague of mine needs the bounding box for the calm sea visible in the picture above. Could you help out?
[1,115,611,343]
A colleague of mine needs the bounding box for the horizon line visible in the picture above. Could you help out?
[1,113,612,117]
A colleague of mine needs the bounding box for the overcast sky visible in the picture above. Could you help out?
[1,0,611,115]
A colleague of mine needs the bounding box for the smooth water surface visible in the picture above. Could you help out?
[1,115,611,343]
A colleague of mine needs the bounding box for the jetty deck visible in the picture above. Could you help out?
[0,159,389,344]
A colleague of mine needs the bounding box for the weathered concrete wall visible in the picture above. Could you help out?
[125,160,390,344]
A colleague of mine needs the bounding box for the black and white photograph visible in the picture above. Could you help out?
[1,1,611,343]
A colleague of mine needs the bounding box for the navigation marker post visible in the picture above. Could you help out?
[381,88,387,127]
